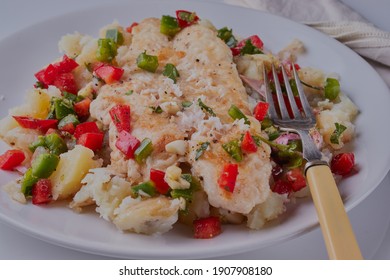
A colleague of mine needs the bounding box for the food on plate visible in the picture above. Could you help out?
[0,10,358,238]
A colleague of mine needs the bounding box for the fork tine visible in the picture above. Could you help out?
[292,64,316,120]
[262,66,278,120]
[271,64,289,119]
[281,65,302,119]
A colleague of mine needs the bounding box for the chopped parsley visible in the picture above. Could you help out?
[217,27,237,48]
[240,39,263,55]
[195,142,210,161]
[150,105,163,114]
[197,98,216,117]
[330,123,347,144]
[163,63,180,83]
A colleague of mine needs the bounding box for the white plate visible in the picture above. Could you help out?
[0,0,390,259]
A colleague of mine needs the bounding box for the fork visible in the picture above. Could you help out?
[262,64,363,260]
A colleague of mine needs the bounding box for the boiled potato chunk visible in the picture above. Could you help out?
[10,89,51,119]
[50,145,102,200]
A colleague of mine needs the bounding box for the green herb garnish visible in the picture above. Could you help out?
[150,106,163,114]
[163,63,180,83]
[240,39,263,55]
[195,142,210,161]
[197,98,216,117]
[217,27,237,48]
[330,122,347,144]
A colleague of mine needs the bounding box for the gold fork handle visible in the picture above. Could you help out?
[306,164,363,260]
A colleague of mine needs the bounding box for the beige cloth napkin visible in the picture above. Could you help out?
[223,0,390,86]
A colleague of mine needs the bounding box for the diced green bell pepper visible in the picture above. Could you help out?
[96,38,117,62]
[29,136,46,152]
[21,168,39,196]
[222,140,243,162]
[160,15,181,37]
[54,98,75,120]
[29,133,68,155]
[44,133,68,155]
[136,51,159,73]
[105,29,124,45]
[58,114,80,130]
[63,91,84,103]
[132,181,156,197]
[324,78,340,100]
[228,104,250,124]
[134,138,153,163]
[31,153,59,178]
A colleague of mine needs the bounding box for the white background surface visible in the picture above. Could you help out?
[0,0,389,260]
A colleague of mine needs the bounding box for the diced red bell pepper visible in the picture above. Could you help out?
[193,216,222,239]
[59,122,76,135]
[115,130,140,159]
[0,149,25,171]
[241,131,258,153]
[77,132,104,151]
[217,163,238,193]
[175,10,199,28]
[73,121,100,139]
[150,169,170,195]
[52,72,78,94]
[288,63,301,72]
[231,35,263,56]
[34,64,58,86]
[231,47,241,56]
[286,168,306,192]
[126,22,139,33]
[238,35,263,49]
[34,55,78,88]
[95,64,124,84]
[331,152,355,176]
[32,179,52,205]
[253,101,269,121]
[74,97,91,119]
[109,104,131,133]
[13,116,58,132]
[272,179,292,194]
[272,94,303,119]
[52,55,78,74]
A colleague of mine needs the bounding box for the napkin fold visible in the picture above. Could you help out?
[223,0,390,85]
[307,21,390,67]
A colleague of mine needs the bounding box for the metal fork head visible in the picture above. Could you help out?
[264,63,323,162]
[263,64,316,130]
